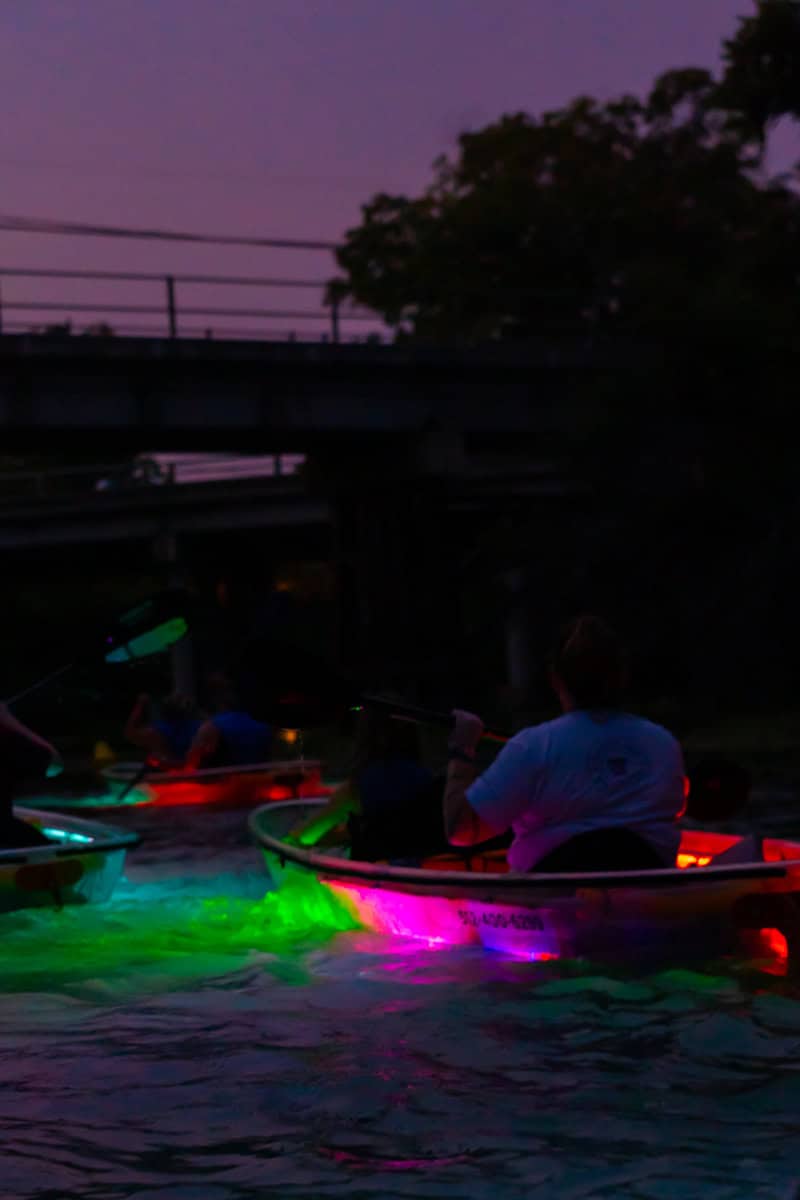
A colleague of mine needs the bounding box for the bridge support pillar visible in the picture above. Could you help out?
[504,569,531,697]
[153,526,196,700]
[322,442,464,703]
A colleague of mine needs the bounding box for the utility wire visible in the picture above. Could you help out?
[0,215,338,251]
[0,267,332,288]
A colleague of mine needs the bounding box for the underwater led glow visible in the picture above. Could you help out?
[41,827,94,844]
[0,867,360,994]
[676,853,713,869]
[323,880,478,947]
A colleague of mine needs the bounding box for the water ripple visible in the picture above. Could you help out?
[1,803,800,1197]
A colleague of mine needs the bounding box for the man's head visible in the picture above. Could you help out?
[548,615,629,711]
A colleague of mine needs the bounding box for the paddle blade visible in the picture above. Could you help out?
[102,590,192,664]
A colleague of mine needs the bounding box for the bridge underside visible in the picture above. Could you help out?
[0,333,649,451]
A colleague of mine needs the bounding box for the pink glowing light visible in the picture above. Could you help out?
[323,880,563,959]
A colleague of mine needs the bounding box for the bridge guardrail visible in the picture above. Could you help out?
[0,266,383,344]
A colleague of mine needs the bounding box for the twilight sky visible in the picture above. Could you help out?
[0,0,793,339]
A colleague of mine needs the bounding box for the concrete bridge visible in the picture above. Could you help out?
[0,328,619,699]
[0,467,329,551]
[0,331,656,451]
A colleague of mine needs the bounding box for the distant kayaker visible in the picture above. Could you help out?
[0,702,60,846]
[288,705,445,861]
[185,674,272,769]
[124,692,202,768]
[444,615,685,872]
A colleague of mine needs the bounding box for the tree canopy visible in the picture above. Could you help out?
[329,6,800,357]
[717,0,800,138]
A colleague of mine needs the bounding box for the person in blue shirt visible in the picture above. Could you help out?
[289,705,447,862]
[186,675,272,769]
[124,692,202,768]
[443,615,686,873]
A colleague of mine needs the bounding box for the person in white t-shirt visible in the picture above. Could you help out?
[443,615,686,872]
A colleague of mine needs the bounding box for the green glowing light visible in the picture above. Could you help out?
[40,827,94,844]
[105,617,188,663]
[0,867,360,997]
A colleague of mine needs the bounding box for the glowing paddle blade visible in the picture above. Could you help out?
[104,616,188,663]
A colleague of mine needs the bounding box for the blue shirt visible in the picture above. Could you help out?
[152,717,202,761]
[210,711,272,766]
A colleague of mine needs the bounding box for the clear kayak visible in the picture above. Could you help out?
[249,800,800,968]
[0,807,140,913]
[71,760,334,808]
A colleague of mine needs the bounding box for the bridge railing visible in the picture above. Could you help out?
[0,455,306,506]
[0,459,174,504]
[0,266,383,344]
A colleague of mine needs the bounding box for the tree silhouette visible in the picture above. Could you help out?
[716,0,800,141]
[329,67,798,359]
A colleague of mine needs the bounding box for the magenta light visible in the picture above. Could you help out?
[322,879,564,959]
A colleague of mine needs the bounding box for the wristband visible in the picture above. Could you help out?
[447,748,476,764]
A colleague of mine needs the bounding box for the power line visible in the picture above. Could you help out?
[0,215,338,251]
[5,301,375,320]
[0,266,332,288]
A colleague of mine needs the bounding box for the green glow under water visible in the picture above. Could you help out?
[0,870,359,995]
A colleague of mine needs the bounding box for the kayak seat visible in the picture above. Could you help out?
[419,849,510,874]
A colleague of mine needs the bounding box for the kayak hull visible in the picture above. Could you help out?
[87,760,332,809]
[249,800,800,966]
[0,807,140,913]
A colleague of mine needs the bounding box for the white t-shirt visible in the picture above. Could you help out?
[466,711,685,872]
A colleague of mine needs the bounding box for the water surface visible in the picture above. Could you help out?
[2,794,800,1199]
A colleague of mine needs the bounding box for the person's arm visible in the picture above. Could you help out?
[443,710,505,846]
[287,780,360,847]
[445,710,545,848]
[0,703,62,776]
[123,693,175,764]
[185,719,221,770]
[124,694,151,737]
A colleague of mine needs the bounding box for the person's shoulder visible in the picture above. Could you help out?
[619,713,681,749]
[509,715,566,747]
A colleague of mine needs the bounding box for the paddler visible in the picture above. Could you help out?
[185,674,272,769]
[443,615,686,872]
[0,702,60,846]
[124,691,202,768]
[287,704,446,861]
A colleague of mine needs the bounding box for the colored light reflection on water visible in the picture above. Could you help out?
[3,802,800,1198]
[0,866,358,994]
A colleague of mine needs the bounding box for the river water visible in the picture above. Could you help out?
[3,791,800,1199]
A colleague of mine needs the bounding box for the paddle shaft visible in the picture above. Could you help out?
[5,663,75,708]
[360,694,749,822]
[361,693,511,745]
[116,761,150,803]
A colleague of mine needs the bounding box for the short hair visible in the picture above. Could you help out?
[548,615,629,709]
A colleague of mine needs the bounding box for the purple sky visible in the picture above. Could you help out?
[1,0,794,339]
